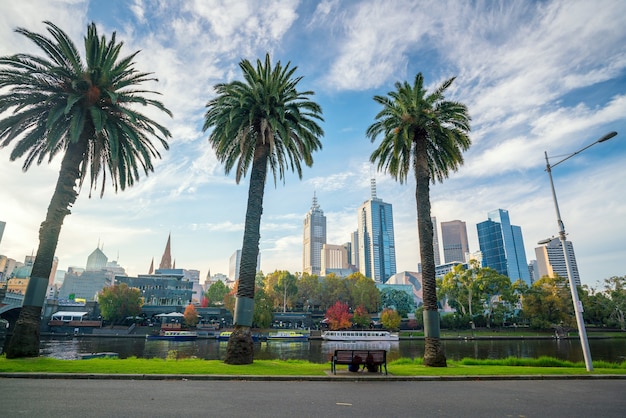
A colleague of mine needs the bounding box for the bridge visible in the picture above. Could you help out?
[0,293,23,329]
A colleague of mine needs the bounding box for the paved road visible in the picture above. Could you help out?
[1,378,625,417]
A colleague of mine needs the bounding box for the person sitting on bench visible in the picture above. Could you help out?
[349,354,362,372]
[365,353,378,372]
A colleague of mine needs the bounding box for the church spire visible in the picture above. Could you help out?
[148,257,154,274]
[159,234,172,270]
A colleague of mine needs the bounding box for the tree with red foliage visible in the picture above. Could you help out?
[325,301,353,330]
[184,303,199,328]
[224,282,238,314]
[352,305,371,328]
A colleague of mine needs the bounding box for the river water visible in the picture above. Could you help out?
[39,336,626,364]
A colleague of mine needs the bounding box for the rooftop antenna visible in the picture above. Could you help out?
[312,191,320,210]
[370,178,377,200]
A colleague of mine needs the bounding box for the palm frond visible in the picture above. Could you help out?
[0,21,172,195]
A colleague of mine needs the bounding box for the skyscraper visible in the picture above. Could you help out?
[229,250,241,282]
[432,217,441,266]
[86,246,108,271]
[320,244,349,276]
[350,230,359,270]
[477,209,531,284]
[441,220,470,263]
[357,179,396,283]
[302,193,326,275]
[0,221,5,247]
[535,237,581,286]
[229,249,261,281]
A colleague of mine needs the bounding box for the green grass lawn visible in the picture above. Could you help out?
[1,356,625,376]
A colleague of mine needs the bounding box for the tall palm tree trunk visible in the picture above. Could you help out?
[414,141,447,367]
[224,141,269,364]
[6,140,86,358]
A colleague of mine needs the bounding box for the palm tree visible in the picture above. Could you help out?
[366,73,471,367]
[203,54,323,364]
[0,22,172,358]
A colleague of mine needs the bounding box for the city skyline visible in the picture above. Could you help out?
[0,1,625,287]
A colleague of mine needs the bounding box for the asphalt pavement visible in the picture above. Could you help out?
[1,375,626,417]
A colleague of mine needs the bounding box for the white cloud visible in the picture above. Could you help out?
[323,0,430,90]
[1,0,625,285]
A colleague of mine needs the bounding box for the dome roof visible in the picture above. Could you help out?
[13,265,32,279]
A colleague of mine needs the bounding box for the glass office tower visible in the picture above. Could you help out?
[477,209,531,284]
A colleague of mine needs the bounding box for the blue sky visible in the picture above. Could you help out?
[1,0,625,287]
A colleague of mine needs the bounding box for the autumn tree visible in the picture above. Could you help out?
[296,272,321,311]
[98,284,142,325]
[325,301,352,330]
[345,272,381,312]
[380,308,401,331]
[270,270,298,312]
[319,274,348,311]
[523,275,574,329]
[224,282,238,315]
[352,305,371,328]
[184,304,199,328]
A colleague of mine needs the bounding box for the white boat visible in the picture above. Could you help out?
[321,340,399,356]
[146,330,198,341]
[321,330,399,341]
[267,331,309,341]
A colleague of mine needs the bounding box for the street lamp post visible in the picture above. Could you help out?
[544,131,617,372]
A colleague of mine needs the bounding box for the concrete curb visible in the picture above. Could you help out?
[2,372,626,381]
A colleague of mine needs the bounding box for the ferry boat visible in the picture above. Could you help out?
[266,331,309,341]
[146,330,198,341]
[217,331,261,342]
[321,330,399,341]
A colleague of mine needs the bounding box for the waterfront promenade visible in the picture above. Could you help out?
[1,377,625,417]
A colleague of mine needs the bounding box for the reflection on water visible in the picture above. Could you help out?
[38,336,626,363]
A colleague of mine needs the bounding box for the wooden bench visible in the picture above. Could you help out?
[331,349,387,375]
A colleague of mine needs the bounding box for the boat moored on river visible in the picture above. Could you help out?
[267,331,309,341]
[321,330,399,341]
[146,330,198,341]
[217,331,262,342]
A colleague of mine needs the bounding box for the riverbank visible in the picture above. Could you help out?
[1,356,626,380]
[37,326,626,341]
